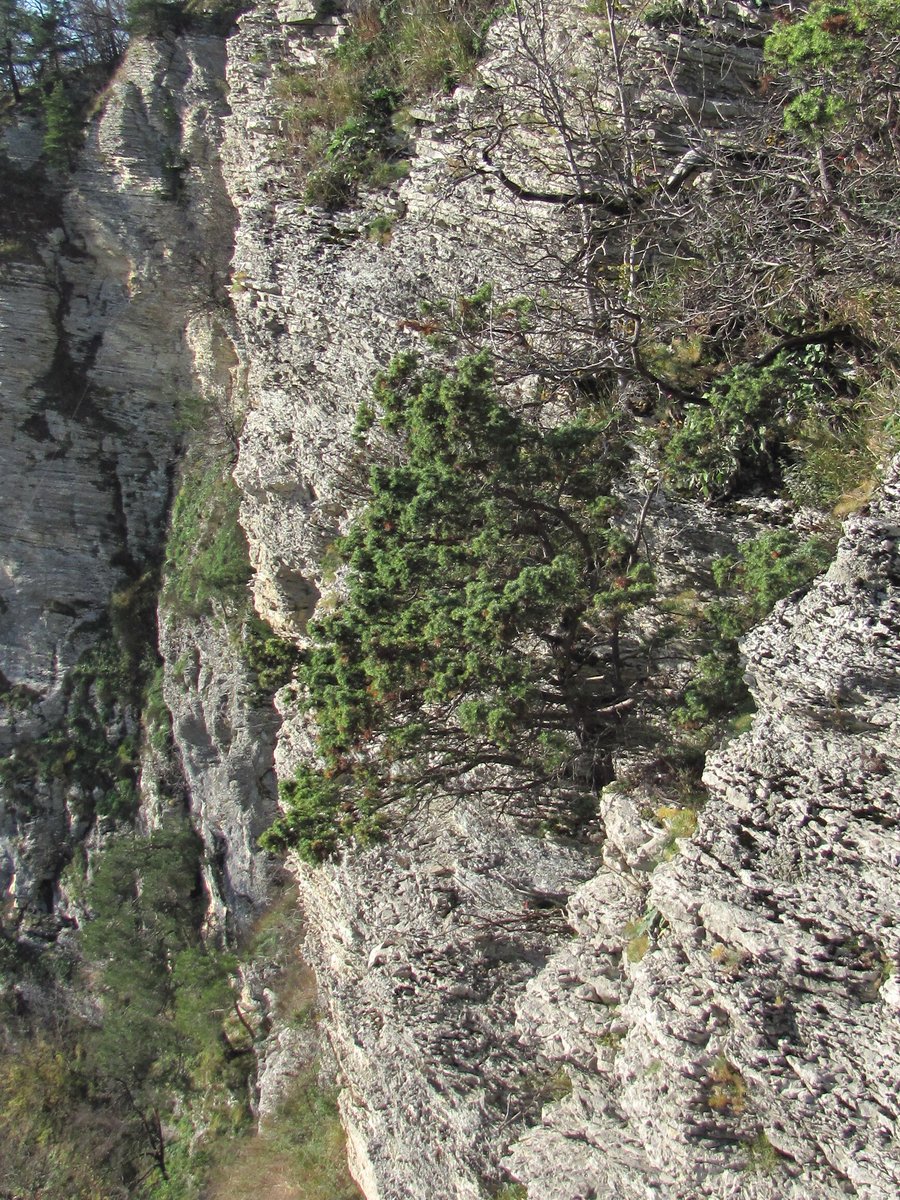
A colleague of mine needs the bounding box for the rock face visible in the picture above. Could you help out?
[214,1,900,1197]
[0,32,274,926]
[1,0,899,1196]
[160,611,280,934]
[1,35,235,699]
[505,462,900,1199]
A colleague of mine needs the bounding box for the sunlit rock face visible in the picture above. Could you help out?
[1,1,898,1195]
[0,33,240,915]
[506,460,900,1200]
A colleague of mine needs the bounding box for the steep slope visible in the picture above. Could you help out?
[507,460,900,1198]
[0,0,897,1195]
[0,31,277,940]
[219,1,900,1196]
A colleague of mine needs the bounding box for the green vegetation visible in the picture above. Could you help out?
[164,463,252,619]
[264,349,653,860]
[276,0,496,208]
[640,0,696,30]
[203,1065,361,1199]
[0,572,165,824]
[492,1185,528,1200]
[675,528,835,728]
[661,346,863,501]
[625,908,663,963]
[240,612,304,697]
[712,529,837,618]
[42,78,82,167]
[0,818,253,1199]
[743,1131,783,1175]
[766,0,900,138]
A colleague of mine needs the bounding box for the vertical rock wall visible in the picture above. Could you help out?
[0,32,276,930]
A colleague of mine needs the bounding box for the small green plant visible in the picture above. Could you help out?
[783,87,849,138]
[674,647,750,729]
[662,349,847,501]
[144,665,172,752]
[641,0,696,29]
[42,80,82,169]
[743,1130,783,1174]
[624,909,662,963]
[367,212,396,244]
[677,528,835,730]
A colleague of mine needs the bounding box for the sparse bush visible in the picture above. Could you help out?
[662,349,848,501]
[706,1056,747,1116]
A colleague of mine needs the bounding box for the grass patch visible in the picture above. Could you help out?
[163,463,252,619]
[743,1131,783,1174]
[706,1056,747,1116]
[205,1068,361,1200]
[276,0,497,208]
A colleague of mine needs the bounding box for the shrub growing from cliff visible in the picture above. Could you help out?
[765,0,900,139]
[661,346,857,500]
[675,528,836,726]
[263,351,653,860]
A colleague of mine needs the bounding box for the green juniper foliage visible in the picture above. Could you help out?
[662,348,851,500]
[264,351,653,861]
[42,79,82,168]
[676,529,835,726]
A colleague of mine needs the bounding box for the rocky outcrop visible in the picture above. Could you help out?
[506,460,900,1199]
[2,0,898,1195]
[216,1,798,1192]
[0,32,243,918]
[161,611,279,934]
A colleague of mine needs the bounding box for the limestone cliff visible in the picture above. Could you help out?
[0,31,277,934]
[506,465,900,1199]
[0,0,898,1197]
[218,2,900,1196]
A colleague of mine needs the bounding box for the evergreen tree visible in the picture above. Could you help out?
[42,78,81,167]
[264,350,654,861]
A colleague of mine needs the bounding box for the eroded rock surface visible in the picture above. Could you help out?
[506,462,900,1199]
[0,32,249,920]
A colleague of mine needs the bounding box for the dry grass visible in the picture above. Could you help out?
[204,1068,362,1200]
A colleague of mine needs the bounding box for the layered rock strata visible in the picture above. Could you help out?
[218,2,809,1196]
[506,461,900,1199]
[0,33,273,926]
